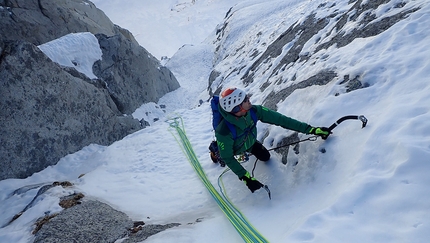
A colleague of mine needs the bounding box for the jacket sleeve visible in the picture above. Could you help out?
[253,105,313,134]
[215,126,248,179]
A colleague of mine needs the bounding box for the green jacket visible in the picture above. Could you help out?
[215,104,313,179]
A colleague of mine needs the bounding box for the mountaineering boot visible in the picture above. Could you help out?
[209,140,226,167]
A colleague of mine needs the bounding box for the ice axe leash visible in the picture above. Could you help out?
[267,136,318,152]
[250,114,368,199]
[260,115,368,152]
[266,114,368,151]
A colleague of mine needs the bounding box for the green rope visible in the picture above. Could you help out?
[168,117,269,243]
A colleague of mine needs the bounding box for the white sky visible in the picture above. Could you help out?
[1,0,430,242]
[91,0,243,59]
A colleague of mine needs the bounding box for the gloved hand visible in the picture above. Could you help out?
[240,172,264,193]
[309,126,332,140]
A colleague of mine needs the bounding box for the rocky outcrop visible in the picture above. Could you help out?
[0,40,141,179]
[1,0,180,114]
[33,200,180,243]
[0,0,180,180]
[94,33,180,114]
[33,200,131,243]
[210,0,420,109]
[0,0,133,46]
[257,0,419,108]
[4,182,180,242]
[208,0,420,162]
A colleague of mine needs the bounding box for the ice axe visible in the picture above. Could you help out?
[321,115,368,139]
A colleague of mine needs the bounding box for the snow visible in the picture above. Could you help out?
[37,32,102,79]
[1,0,430,242]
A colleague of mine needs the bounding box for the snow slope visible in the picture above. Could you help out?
[1,0,430,242]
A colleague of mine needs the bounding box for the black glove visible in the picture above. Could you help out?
[240,172,264,193]
[309,126,332,140]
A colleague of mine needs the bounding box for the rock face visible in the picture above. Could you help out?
[94,33,180,114]
[210,0,420,109]
[0,0,129,46]
[0,40,141,179]
[33,200,180,243]
[208,0,420,158]
[33,200,133,243]
[0,0,180,180]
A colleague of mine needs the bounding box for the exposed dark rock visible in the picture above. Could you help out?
[93,34,180,114]
[210,0,420,111]
[241,13,331,86]
[5,181,74,226]
[0,40,141,180]
[274,133,301,165]
[0,0,180,180]
[1,0,180,116]
[263,70,337,110]
[339,74,370,94]
[123,223,181,243]
[0,0,132,46]
[33,214,59,235]
[33,200,181,243]
[33,200,133,243]
[315,0,420,52]
[241,0,419,87]
[208,69,222,96]
[59,193,85,209]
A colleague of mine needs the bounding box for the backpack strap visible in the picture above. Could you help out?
[249,108,258,125]
[211,96,222,130]
[224,108,257,139]
[227,108,259,155]
[225,121,237,140]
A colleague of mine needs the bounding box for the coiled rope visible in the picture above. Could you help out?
[168,117,269,243]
